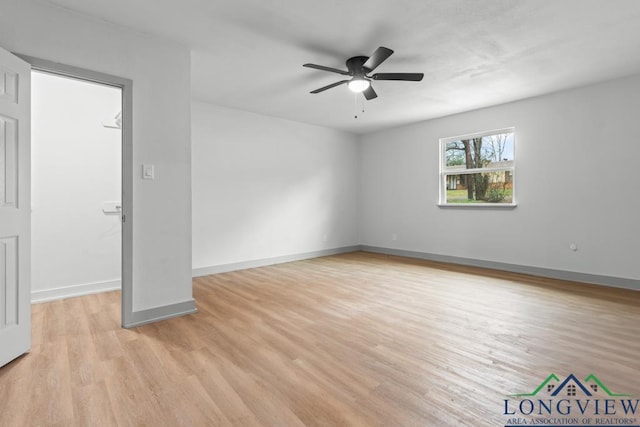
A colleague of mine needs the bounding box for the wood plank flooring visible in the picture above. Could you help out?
[1,251,639,426]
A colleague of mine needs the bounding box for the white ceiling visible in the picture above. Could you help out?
[44,0,640,134]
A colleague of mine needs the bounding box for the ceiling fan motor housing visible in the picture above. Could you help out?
[346,56,371,77]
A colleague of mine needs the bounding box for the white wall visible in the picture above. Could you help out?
[192,101,360,270]
[360,74,640,281]
[0,0,193,312]
[31,71,121,301]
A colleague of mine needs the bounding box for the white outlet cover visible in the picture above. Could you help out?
[142,164,154,180]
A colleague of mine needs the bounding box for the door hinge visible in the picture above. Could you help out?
[122,214,126,223]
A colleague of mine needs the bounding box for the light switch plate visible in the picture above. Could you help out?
[142,164,154,180]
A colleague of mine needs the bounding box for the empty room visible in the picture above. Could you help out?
[0,1,639,426]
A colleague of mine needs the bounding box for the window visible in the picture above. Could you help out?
[567,384,576,396]
[439,128,515,206]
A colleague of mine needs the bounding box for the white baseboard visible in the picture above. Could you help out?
[31,279,121,303]
[193,245,638,292]
[192,246,361,277]
[124,299,198,328]
[360,246,640,292]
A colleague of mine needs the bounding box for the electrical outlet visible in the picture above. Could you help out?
[142,164,154,180]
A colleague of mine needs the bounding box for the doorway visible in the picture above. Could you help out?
[20,55,134,327]
[31,71,122,302]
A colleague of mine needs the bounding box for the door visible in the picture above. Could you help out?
[0,47,30,368]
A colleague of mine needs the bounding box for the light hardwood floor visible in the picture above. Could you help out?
[1,251,639,426]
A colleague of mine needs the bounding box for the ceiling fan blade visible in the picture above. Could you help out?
[310,80,349,94]
[363,47,394,71]
[371,73,424,81]
[303,63,350,75]
[363,85,377,100]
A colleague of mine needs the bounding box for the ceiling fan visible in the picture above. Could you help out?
[303,46,424,100]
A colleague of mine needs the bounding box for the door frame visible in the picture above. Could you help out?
[17,54,135,327]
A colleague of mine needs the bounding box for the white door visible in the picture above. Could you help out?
[0,47,30,368]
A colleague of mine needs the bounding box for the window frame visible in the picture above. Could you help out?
[438,127,517,208]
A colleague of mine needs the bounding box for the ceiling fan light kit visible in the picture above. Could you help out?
[303,46,424,102]
[347,78,370,93]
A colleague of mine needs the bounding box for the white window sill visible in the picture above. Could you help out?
[437,203,517,209]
